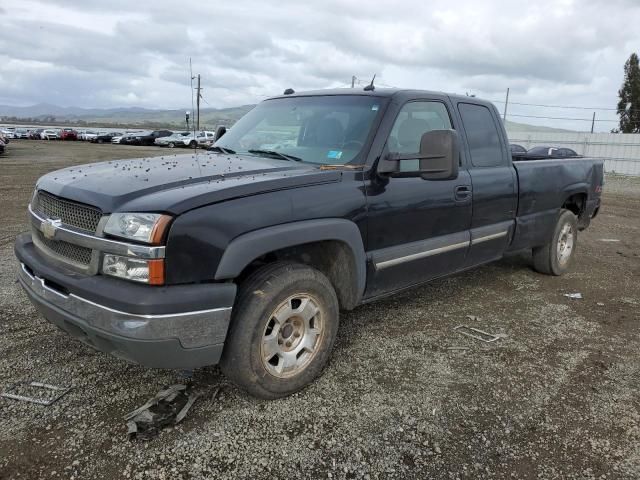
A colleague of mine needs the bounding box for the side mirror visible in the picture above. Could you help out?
[378,129,460,180]
[214,126,227,142]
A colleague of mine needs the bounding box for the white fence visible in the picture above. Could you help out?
[506,131,640,176]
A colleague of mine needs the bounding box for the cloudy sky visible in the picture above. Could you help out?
[1,0,639,130]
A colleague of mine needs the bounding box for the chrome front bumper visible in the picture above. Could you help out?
[17,259,234,369]
[19,262,231,348]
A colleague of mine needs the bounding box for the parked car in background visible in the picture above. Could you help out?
[60,128,78,141]
[29,129,43,140]
[119,131,151,145]
[0,138,5,154]
[111,134,125,144]
[40,129,60,140]
[154,131,191,148]
[1,128,15,139]
[78,130,96,141]
[131,130,173,146]
[90,132,122,144]
[526,146,579,159]
[181,130,216,148]
[14,128,30,139]
[510,144,527,156]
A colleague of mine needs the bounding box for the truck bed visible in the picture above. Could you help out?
[509,157,604,251]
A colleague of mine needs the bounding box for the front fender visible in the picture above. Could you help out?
[214,219,366,302]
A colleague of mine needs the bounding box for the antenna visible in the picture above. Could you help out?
[363,74,376,91]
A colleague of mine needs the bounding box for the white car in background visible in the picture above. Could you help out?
[176,131,216,148]
[1,128,16,139]
[154,131,191,148]
[78,130,95,141]
[40,129,60,140]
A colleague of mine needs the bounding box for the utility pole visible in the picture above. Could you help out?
[503,88,510,120]
[196,74,201,131]
[351,76,356,88]
[591,112,596,134]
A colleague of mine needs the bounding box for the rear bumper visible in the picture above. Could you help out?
[15,233,236,369]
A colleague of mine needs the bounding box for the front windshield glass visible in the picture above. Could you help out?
[214,95,386,165]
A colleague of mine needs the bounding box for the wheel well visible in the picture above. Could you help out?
[235,240,360,311]
[563,193,587,218]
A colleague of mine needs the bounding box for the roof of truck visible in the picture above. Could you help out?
[267,88,494,106]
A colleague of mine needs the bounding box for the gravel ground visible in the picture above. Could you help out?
[1,141,639,480]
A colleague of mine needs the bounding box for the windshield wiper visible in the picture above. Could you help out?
[208,145,236,154]
[248,149,303,162]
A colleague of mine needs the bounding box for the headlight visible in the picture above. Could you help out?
[102,254,164,285]
[103,213,172,244]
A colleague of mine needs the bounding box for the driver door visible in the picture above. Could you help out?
[364,99,472,298]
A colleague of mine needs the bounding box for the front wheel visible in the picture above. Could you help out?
[220,262,340,399]
[168,142,175,148]
[532,209,578,276]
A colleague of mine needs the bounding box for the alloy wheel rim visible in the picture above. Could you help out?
[557,223,575,265]
[260,294,324,378]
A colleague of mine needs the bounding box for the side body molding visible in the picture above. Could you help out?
[214,219,367,303]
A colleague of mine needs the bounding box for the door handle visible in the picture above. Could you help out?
[455,185,472,201]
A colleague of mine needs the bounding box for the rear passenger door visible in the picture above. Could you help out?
[456,102,517,266]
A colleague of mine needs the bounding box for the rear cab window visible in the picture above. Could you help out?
[458,103,505,167]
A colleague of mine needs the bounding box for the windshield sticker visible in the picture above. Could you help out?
[327,150,343,159]
[371,104,379,111]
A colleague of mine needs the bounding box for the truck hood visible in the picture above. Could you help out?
[36,152,342,215]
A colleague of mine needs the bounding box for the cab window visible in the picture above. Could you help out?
[387,101,452,171]
[458,103,505,167]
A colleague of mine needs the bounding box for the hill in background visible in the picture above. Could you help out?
[0,103,575,133]
[0,103,255,129]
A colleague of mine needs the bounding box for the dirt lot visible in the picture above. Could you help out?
[0,140,639,479]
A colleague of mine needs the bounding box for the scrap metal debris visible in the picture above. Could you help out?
[125,384,219,441]
[563,293,583,299]
[1,381,72,406]
[454,325,507,343]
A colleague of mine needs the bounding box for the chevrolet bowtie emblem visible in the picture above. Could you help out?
[41,218,62,240]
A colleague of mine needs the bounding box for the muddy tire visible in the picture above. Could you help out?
[532,209,578,276]
[220,262,340,399]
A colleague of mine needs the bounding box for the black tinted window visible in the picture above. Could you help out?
[458,103,504,167]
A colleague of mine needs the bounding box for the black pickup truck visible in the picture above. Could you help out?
[15,89,603,399]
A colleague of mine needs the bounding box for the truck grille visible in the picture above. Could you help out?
[34,191,102,233]
[34,229,93,267]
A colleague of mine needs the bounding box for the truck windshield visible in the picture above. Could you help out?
[214,95,386,165]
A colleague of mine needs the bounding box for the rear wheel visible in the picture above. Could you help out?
[97,139,104,144]
[168,142,175,148]
[220,262,340,399]
[532,209,578,275]
[189,140,197,148]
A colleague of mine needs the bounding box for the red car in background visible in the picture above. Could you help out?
[60,128,78,141]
